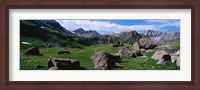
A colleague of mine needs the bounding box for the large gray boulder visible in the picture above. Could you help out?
[133,42,140,50]
[152,50,168,60]
[91,51,121,70]
[139,36,157,50]
[24,47,40,55]
[48,58,80,70]
[117,47,132,58]
[156,54,171,65]
[176,56,180,67]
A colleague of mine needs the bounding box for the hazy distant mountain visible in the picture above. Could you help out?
[73,28,101,37]
[144,30,180,44]
[109,32,120,37]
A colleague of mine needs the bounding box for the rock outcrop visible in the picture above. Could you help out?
[133,42,140,50]
[24,47,40,55]
[139,36,157,50]
[118,47,132,58]
[91,51,121,70]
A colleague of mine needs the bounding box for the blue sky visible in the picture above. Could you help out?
[56,20,180,35]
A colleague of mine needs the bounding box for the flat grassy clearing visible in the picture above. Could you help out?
[20,44,179,70]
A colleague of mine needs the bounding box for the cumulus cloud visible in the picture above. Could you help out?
[56,20,179,35]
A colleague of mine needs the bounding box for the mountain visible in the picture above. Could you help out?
[22,20,75,36]
[144,30,180,44]
[20,20,88,49]
[73,28,101,37]
[119,30,141,44]
[109,32,120,37]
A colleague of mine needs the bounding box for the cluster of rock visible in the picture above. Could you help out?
[117,46,143,58]
[24,47,83,70]
[151,48,180,66]
[91,45,145,70]
[48,58,81,70]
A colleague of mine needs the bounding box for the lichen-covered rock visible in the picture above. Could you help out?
[152,50,168,60]
[133,42,140,50]
[91,51,121,70]
[117,47,132,58]
[139,36,157,50]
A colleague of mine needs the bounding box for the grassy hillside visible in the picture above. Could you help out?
[20,44,178,70]
[20,20,90,49]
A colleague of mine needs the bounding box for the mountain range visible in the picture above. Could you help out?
[144,30,180,44]
[20,20,180,49]
[73,28,101,37]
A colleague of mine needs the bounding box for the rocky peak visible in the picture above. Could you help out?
[73,28,101,37]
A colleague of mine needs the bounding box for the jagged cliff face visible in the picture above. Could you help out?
[144,30,180,44]
[73,28,101,37]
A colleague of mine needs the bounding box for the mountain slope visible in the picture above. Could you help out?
[21,20,75,36]
[119,30,141,44]
[20,20,86,49]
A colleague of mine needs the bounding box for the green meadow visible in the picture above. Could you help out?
[20,44,179,70]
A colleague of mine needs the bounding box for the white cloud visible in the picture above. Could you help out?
[56,20,157,34]
[145,20,180,28]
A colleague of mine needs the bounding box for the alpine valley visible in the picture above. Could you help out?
[20,20,180,70]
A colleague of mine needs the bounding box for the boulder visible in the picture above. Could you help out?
[145,49,154,53]
[162,54,171,61]
[162,47,178,53]
[113,44,120,47]
[133,42,140,50]
[57,50,70,54]
[48,67,60,70]
[132,50,143,58]
[24,47,40,55]
[140,49,146,52]
[176,56,180,67]
[156,58,167,65]
[170,50,180,63]
[139,36,157,50]
[152,50,168,60]
[118,47,132,58]
[48,58,80,70]
[91,51,121,70]
[112,42,123,47]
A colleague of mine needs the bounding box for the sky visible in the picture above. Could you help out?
[56,20,180,35]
